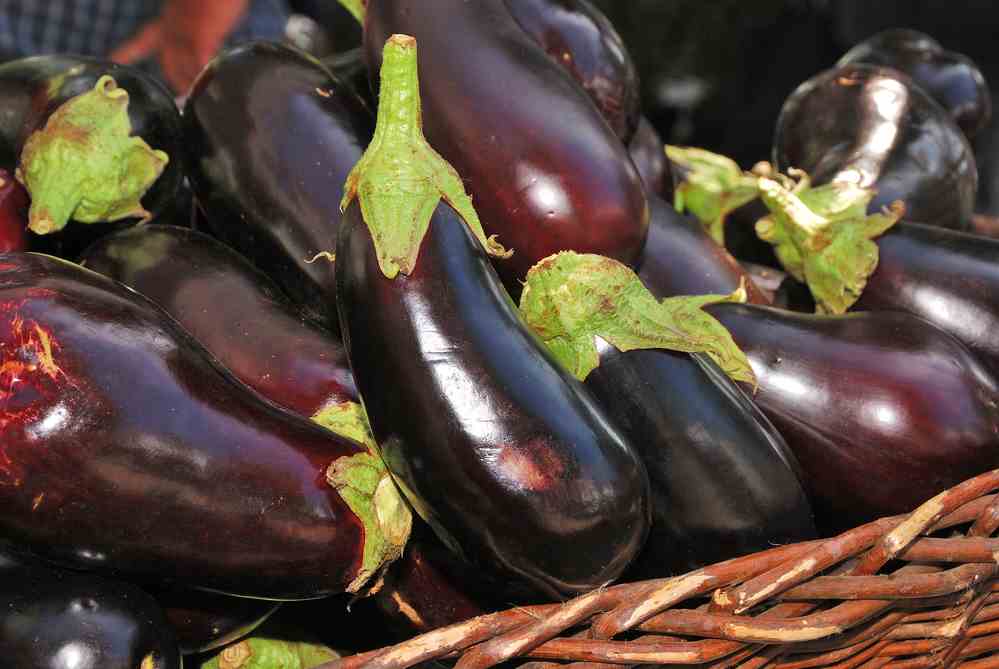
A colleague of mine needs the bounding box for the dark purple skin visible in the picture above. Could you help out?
[852,220,999,382]
[0,560,181,669]
[775,63,977,231]
[706,304,999,532]
[587,342,815,579]
[364,0,649,296]
[336,202,650,601]
[184,41,373,334]
[838,28,991,139]
[0,168,27,253]
[0,253,367,599]
[80,224,357,417]
[153,588,280,655]
[504,0,641,142]
[636,195,770,305]
[322,47,375,110]
[628,116,672,199]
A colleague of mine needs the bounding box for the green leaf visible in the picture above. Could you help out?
[311,401,412,593]
[340,34,511,279]
[519,251,756,387]
[666,146,762,245]
[337,0,365,24]
[200,637,339,669]
[16,76,168,235]
[755,175,903,314]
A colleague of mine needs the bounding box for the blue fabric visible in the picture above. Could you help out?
[0,0,289,59]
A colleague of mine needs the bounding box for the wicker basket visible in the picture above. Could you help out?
[321,469,999,669]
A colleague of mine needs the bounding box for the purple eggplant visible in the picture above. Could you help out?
[629,116,672,199]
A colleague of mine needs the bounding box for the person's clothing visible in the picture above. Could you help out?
[0,0,289,61]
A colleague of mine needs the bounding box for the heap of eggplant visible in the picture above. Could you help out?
[2,1,999,665]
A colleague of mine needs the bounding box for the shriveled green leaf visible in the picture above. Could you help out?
[200,636,339,669]
[519,251,755,387]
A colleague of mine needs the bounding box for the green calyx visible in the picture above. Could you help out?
[755,172,903,314]
[519,251,756,387]
[666,146,764,245]
[312,401,412,593]
[201,636,339,669]
[340,34,511,279]
[16,75,169,235]
[337,0,366,24]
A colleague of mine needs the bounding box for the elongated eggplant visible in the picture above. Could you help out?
[775,63,977,231]
[628,116,671,199]
[706,304,999,531]
[0,56,181,233]
[0,560,181,669]
[0,169,27,253]
[838,28,991,139]
[364,0,648,294]
[0,253,408,599]
[636,195,770,305]
[154,588,279,655]
[80,225,357,417]
[185,41,373,333]
[504,0,640,142]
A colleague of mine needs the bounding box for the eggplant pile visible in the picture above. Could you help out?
[5,1,999,663]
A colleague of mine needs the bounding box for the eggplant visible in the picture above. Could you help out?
[0,168,27,252]
[154,588,280,655]
[322,47,375,109]
[364,0,648,295]
[80,224,357,417]
[503,0,640,142]
[184,41,373,334]
[0,560,181,669]
[636,195,771,305]
[775,63,977,231]
[0,253,408,599]
[706,303,999,532]
[628,116,671,199]
[0,56,182,233]
[837,28,991,139]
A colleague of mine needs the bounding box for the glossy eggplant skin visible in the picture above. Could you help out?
[184,41,373,333]
[154,588,279,655]
[80,224,357,417]
[0,56,183,226]
[707,304,999,532]
[503,0,640,142]
[628,116,671,199]
[0,253,367,599]
[364,0,648,294]
[0,561,181,669]
[853,221,999,381]
[337,202,650,601]
[838,29,991,139]
[636,195,770,305]
[775,64,977,231]
[0,168,27,253]
[587,342,815,578]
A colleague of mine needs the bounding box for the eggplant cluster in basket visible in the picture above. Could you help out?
[0,1,998,668]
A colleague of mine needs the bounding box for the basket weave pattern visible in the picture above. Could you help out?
[322,469,999,669]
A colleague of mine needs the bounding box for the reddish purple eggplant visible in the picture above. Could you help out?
[0,560,181,669]
[363,0,648,295]
[0,168,27,252]
[0,253,408,599]
[184,41,373,334]
[629,116,672,199]
[504,0,640,142]
[706,303,999,532]
[636,194,770,305]
[0,56,181,234]
[80,224,357,417]
[838,28,991,139]
[775,63,977,231]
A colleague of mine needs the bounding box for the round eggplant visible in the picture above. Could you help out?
[775,63,977,231]
[628,116,672,199]
[0,168,27,253]
[184,41,373,334]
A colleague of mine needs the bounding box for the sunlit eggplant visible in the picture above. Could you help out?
[0,253,407,600]
[185,41,373,333]
[837,28,991,139]
[775,63,977,231]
